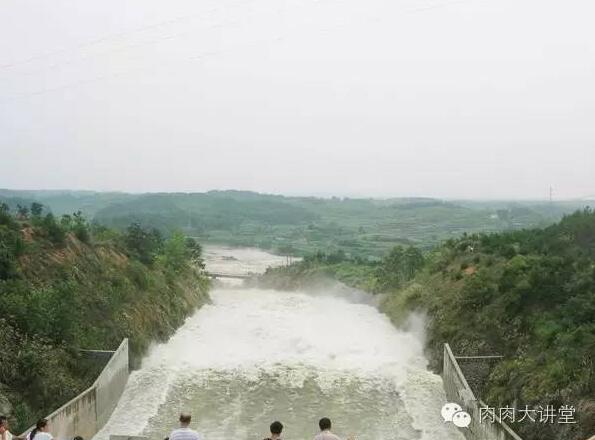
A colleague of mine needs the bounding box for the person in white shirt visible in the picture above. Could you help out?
[313,418,341,440]
[0,415,13,440]
[168,413,203,440]
[27,419,52,440]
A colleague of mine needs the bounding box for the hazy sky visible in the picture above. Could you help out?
[1,0,594,199]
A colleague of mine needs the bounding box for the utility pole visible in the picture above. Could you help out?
[549,185,553,203]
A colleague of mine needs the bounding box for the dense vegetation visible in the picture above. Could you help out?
[256,246,424,293]
[1,189,588,257]
[0,203,210,433]
[1,189,592,439]
[259,209,595,440]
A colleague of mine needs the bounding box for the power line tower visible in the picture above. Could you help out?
[548,185,555,218]
[549,185,554,203]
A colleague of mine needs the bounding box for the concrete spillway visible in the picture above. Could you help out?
[94,246,465,440]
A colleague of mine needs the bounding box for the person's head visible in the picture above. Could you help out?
[37,419,49,433]
[30,418,48,439]
[270,421,283,436]
[179,414,192,427]
[73,436,84,440]
[0,416,8,433]
[319,418,331,431]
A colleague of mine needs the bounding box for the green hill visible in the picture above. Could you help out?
[383,209,595,440]
[0,203,210,432]
[2,189,590,257]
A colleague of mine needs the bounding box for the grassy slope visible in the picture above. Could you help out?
[0,224,210,432]
[383,211,595,440]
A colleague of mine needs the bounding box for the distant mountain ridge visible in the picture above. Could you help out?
[1,189,591,256]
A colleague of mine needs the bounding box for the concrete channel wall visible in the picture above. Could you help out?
[22,339,129,440]
[443,343,522,440]
[95,340,130,428]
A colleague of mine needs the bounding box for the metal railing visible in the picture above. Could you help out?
[443,343,523,440]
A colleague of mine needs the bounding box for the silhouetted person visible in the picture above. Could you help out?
[169,413,203,440]
[263,421,283,440]
[314,418,341,440]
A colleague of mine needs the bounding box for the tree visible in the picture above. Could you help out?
[0,240,17,280]
[30,202,43,218]
[60,214,73,229]
[72,211,90,243]
[0,203,13,227]
[158,231,188,272]
[16,204,29,219]
[42,213,65,244]
[124,223,163,265]
[185,237,205,268]
[375,245,424,290]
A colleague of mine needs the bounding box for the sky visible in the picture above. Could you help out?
[0,0,594,200]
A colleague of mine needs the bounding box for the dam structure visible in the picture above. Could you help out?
[92,246,466,440]
[39,246,520,440]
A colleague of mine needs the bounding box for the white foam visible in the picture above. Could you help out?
[95,247,464,440]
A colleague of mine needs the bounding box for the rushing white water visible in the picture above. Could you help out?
[95,246,464,440]
[203,246,297,276]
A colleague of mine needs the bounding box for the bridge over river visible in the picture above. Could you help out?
[206,271,254,280]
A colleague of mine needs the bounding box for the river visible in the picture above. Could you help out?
[95,246,464,440]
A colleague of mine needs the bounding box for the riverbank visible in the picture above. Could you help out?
[0,208,210,432]
[256,209,595,440]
